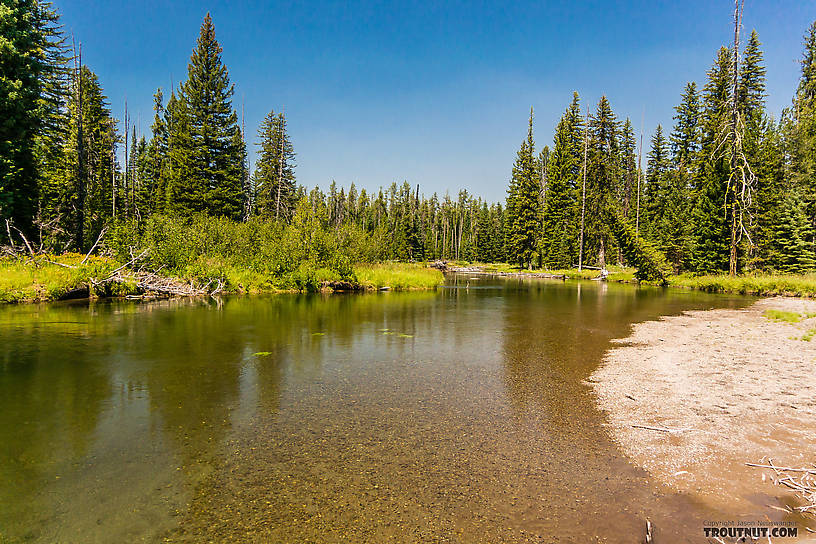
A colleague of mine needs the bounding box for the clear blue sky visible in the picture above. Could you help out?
[57,0,815,203]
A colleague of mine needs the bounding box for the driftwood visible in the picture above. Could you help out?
[81,227,107,264]
[748,458,816,517]
[321,280,364,291]
[446,266,566,280]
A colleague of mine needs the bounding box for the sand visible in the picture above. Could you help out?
[590,297,816,524]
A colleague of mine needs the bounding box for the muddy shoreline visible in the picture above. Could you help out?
[590,297,816,533]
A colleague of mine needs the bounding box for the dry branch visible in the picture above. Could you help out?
[81,227,107,264]
[748,458,816,518]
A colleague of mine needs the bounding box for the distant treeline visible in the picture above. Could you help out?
[2,3,816,276]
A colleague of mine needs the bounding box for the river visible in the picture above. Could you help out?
[0,275,752,542]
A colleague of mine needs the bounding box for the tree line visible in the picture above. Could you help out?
[506,18,816,275]
[3,2,816,276]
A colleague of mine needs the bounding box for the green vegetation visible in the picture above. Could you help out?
[354,263,444,290]
[763,309,805,323]
[0,254,138,303]
[668,274,816,297]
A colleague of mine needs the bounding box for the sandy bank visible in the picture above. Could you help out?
[590,297,816,528]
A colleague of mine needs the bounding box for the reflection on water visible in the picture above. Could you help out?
[0,278,751,543]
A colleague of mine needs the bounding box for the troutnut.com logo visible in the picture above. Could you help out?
[703,520,798,539]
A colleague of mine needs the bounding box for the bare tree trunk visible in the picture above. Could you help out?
[729,0,742,276]
[599,237,606,269]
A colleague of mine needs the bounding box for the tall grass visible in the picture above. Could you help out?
[0,254,137,303]
[669,273,816,297]
[354,263,444,290]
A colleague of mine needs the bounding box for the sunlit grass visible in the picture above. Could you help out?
[669,273,816,297]
[763,309,804,323]
[353,262,444,290]
[0,254,137,303]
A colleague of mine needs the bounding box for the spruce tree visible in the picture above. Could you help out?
[540,110,579,268]
[644,124,669,238]
[145,89,168,213]
[739,30,767,123]
[585,96,620,267]
[620,118,638,223]
[670,82,701,173]
[166,13,244,219]
[39,66,118,250]
[691,47,733,273]
[505,109,541,269]
[789,21,816,236]
[0,0,67,236]
[767,190,815,273]
[254,110,296,220]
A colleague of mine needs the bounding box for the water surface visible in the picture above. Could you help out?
[0,276,752,542]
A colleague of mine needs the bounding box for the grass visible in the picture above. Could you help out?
[668,273,816,297]
[0,254,138,303]
[763,309,805,323]
[353,262,444,290]
[0,256,444,304]
[453,262,816,298]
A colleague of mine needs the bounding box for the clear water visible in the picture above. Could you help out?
[0,275,752,542]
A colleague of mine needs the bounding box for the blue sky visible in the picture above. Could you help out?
[58,0,815,202]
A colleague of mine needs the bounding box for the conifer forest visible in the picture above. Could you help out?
[3,2,816,289]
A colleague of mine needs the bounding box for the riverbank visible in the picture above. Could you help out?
[0,256,443,304]
[590,297,816,527]
[443,262,816,297]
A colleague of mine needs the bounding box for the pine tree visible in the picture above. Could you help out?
[505,108,541,269]
[145,89,168,214]
[254,110,296,220]
[739,30,767,123]
[789,22,816,236]
[670,82,701,173]
[165,13,244,219]
[39,66,118,250]
[767,190,815,273]
[691,47,733,273]
[585,96,620,267]
[620,118,638,223]
[0,0,68,236]
[644,124,669,238]
[540,107,580,268]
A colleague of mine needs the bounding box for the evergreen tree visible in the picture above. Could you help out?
[505,109,541,269]
[165,14,244,219]
[670,82,701,173]
[39,66,118,250]
[620,118,638,223]
[540,107,580,268]
[739,30,767,123]
[145,89,168,214]
[585,96,620,267]
[644,124,669,237]
[765,190,815,273]
[253,110,296,220]
[789,22,816,235]
[691,47,733,273]
[0,0,67,236]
